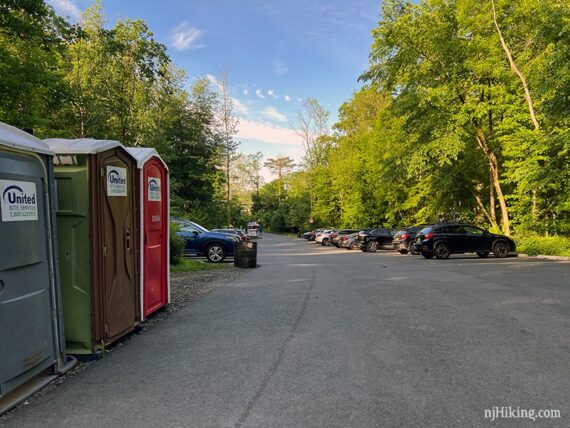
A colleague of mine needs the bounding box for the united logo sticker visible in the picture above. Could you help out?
[0,180,39,222]
[148,177,161,201]
[107,166,127,196]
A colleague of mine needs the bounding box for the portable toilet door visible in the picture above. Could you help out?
[43,138,139,354]
[0,123,67,406]
[125,148,170,319]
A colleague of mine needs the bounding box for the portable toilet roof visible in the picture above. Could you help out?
[0,122,53,155]
[44,138,121,154]
[125,147,169,170]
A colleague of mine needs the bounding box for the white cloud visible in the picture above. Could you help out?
[206,74,222,91]
[267,89,277,98]
[262,106,287,123]
[243,89,249,96]
[232,97,250,116]
[274,59,289,76]
[255,89,265,99]
[170,22,204,51]
[49,0,81,20]
[284,95,292,102]
[237,119,302,146]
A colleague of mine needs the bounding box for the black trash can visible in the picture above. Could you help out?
[234,241,257,268]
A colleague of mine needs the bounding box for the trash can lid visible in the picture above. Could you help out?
[44,138,121,154]
[0,122,53,155]
[125,147,169,170]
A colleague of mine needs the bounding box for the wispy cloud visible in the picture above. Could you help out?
[49,0,81,20]
[232,97,250,116]
[284,95,292,102]
[262,106,287,123]
[237,119,302,146]
[274,59,289,76]
[255,89,265,99]
[206,74,221,91]
[257,1,378,65]
[243,89,249,96]
[170,22,204,51]
[267,89,277,98]
[206,74,249,115]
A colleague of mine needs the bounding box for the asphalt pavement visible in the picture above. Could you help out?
[3,234,569,427]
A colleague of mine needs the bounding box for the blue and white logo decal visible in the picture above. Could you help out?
[0,180,38,222]
[107,166,127,196]
[148,177,161,201]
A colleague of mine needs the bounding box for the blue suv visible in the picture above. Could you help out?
[176,220,237,263]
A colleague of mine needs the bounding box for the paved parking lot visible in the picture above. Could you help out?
[3,233,569,427]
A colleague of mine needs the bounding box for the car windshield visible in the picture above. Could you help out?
[190,221,209,233]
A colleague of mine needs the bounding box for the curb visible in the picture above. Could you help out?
[518,253,570,262]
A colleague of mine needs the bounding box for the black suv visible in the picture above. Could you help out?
[392,226,425,254]
[414,223,516,259]
[356,228,395,252]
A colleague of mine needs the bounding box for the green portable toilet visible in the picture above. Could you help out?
[44,138,140,354]
[0,122,70,413]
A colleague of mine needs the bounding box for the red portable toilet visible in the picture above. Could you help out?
[126,148,170,319]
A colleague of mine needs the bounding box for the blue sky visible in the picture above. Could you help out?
[49,0,380,176]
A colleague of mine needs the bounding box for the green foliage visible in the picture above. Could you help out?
[515,233,570,258]
[170,258,230,272]
[255,0,569,246]
[0,1,248,228]
[169,223,185,265]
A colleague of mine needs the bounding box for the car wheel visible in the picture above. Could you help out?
[206,243,226,263]
[434,243,450,259]
[421,252,434,259]
[366,241,378,252]
[493,241,509,258]
[322,238,330,246]
[350,242,358,250]
[407,242,415,254]
[477,252,489,258]
[398,249,407,254]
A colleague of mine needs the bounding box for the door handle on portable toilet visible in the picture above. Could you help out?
[126,228,131,252]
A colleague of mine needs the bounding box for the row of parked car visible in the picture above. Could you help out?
[303,223,516,259]
[172,218,251,263]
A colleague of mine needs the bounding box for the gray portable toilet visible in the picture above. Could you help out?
[0,122,70,413]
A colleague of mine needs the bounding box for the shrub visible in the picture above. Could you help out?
[514,233,570,257]
[169,223,185,264]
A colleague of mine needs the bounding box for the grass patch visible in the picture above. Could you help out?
[170,258,231,272]
[514,233,570,257]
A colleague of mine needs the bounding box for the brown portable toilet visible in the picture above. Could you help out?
[43,138,139,354]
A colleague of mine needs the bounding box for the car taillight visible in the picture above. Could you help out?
[401,233,409,239]
[424,232,434,239]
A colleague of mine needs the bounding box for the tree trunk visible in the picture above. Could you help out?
[472,189,496,228]
[475,124,511,235]
[226,152,231,202]
[491,0,540,130]
[489,167,496,227]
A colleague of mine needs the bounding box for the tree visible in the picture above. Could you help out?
[214,70,239,202]
[292,97,330,168]
[0,0,68,131]
[264,156,296,181]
